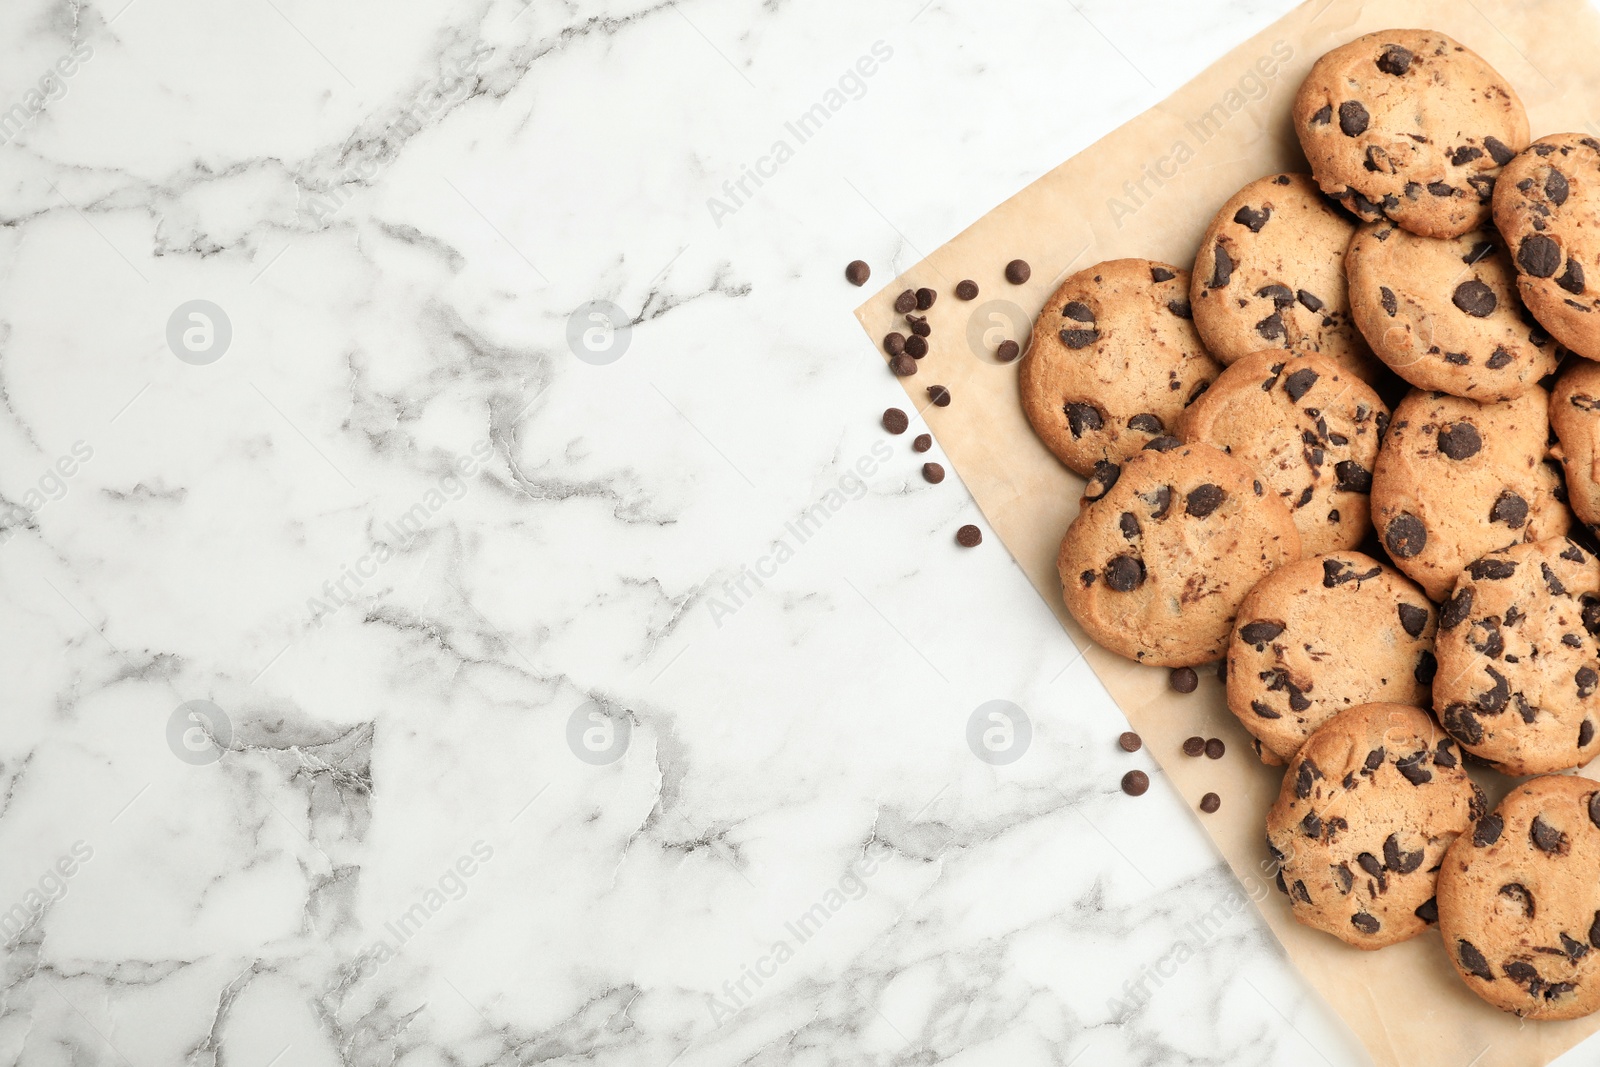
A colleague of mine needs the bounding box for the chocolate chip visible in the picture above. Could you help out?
[1121,770,1149,796]
[1144,436,1182,453]
[893,290,916,314]
[955,524,981,547]
[1126,413,1163,434]
[1351,912,1380,934]
[1438,422,1482,459]
[1532,815,1568,855]
[1385,513,1427,558]
[1385,834,1424,873]
[1398,603,1429,638]
[1338,101,1369,136]
[1376,43,1413,75]
[1457,939,1494,980]
[922,462,945,484]
[1558,258,1586,295]
[1453,279,1497,317]
[1064,403,1102,438]
[1167,298,1192,319]
[1118,512,1140,540]
[1062,300,1095,322]
[906,314,930,337]
[1104,554,1145,592]
[1250,701,1281,719]
[1296,289,1324,312]
[995,340,1020,362]
[1295,759,1322,799]
[1208,244,1234,288]
[1579,666,1598,697]
[954,279,979,301]
[1415,897,1439,924]
[1085,460,1121,501]
[1283,367,1319,402]
[1486,346,1513,369]
[1171,667,1198,693]
[1334,460,1372,493]
[1499,883,1536,918]
[915,287,936,310]
[1310,104,1332,125]
[1546,168,1571,205]
[1150,266,1176,283]
[1303,812,1324,839]
[1255,311,1285,341]
[1491,491,1528,528]
[1145,485,1173,518]
[1059,328,1100,349]
[890,354,918,377]
[1474,813,1503,847]
[1380,286,1397,316]
[846,260,870,286]
[1233,205,1271,232]
[1239,620,1286,646]
[1004,260,1030,285]
[1185,484,1225,517]
[912,433,932,453]
[1182,735,1206,756]
[1451,146,1484,166]
[1119,731,1142,752]
[1543,561,1568,595]
[883,332,906,356]
[1485,136,1516,166]
[1468,557,1516,580]
[1428,182,1455,196]
[904,335,928,358]
[882,408,909,434]
[1204,738,1225,760]
[1199,792,1220,813]
[1415,650,1437,685]
[1563,933,1589,961]
[1520,234,1562,277]
[1396,751,1432,786]
[1440,588,1474,629]
[926,385,951,407]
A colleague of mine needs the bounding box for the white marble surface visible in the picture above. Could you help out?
[0,0,1586,1063]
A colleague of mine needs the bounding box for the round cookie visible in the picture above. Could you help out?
[1551,359,1600,525]
[1180,350,1389,555]
[1493,134,1600,361]
[1370,387,1570,601]
[1266,702,1479,949]
[1228,553,1437,763]
[1434,538,1600,775]
[1021,259,1222,477]
[1190,173,1379,379]
[1058,441,1301,667]
[1438,774,1600,1020]
[1293,29,1529,239]
[1346,222,1560,400]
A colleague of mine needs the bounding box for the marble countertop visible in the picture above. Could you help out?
[0,0,1586,1063]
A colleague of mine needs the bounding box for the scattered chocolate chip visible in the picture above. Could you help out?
[1415,897,1439,924]
[1338,101,1370,136]
[915,287,936,310]
[1334,460,1372,493]
[1121,770,1149,796]
[1118,731,1142,752]
[956,524,982,547]
[1240,620,1286,646]
[1059,328,1100,349]
[1151,266,1176,283]
[906,314,931,337]
[1376,44,1412,75]
[1199,792,1221,813]
[1204,738,1225,760]
[904,335,928,358]
[927,385,951,407]
[912,433,932,453]
[1004,260,1030,285]
[1520,234,1562,278]
[883,332,906,356]
[922,462,945,484]
[1234,205,1271,232]
[1474,813,1503,846]
[1546,168,1571,206]
[1104,554,1146,592]
[1397,603,1429,638]
[1531,815,1569,855]
[955,279,979,301]
[1167,298,1192,319]
[995,339,1020,362]
[894,289,917,314]
[1065,402,1103,438]
[1297,289,1324,312]
[1451,145,1484,166]
[1484,137,1516,166]
[882,407,909,434]
[1310,104,1332,125]
[1182,736,1205,756]
[1208,244,1234,288]
[890,354,918,377]
[846,260,871,286]
[1143,436,1181,452]
[1558,258,1586,295]
[1186,484,1225,518]
[1452,279,1497,317]
[1351,912,1380,934]
[1385,513,1427,558]
[1170,667,1198,693]
[1457,939,1494,980]
[1491,491,1528,528]
[1437,422,1482,459]
[1283,367,1319,402]
[1380,286,1397,316]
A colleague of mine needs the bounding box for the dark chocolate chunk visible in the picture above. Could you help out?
[1398,603,1429,638]
[1451,145,1484,165]
[1546,168,1571,206]
[1233,205,1272,232]
[1283,367,1319,402]
[1085,460,1121,501]
[1500,883,1536,918]
[1104,554,1145,592]
[1338,101,1370,136]
[1150,266,1175,283]
[1126,413,1163,434]
[1475,813,1504,847]
[1121,769,1149,796]
[1558,258,1586,295]
[1385,513,1427,558]
[956,524,982,547]
[1170,667,1198,694]
[1485,137,1516,166]
[1351,912,1380,935]
[893,290,917,314]
[1185,484,1225,518]
[955,279,979,300]
[1452,279,1497,317]
[1415,897,1439,924]
[1199,792,1220,813]
[1491,491,1528,528]
[1380,286,1397,316]
[1005,260,1030,285]
[1059,328,1099,349]
[1376,44,1412,75]
[1457,939,1494,980]
[1520,234,1562,278]
[1440,588,1474,629]
[915,287,936,310]
[1167,298,1192,319]
[1396,751,1432,786]
[1437,422,1482,459]
[1334,460,1372,493]
[1209,244,1234,288]
[1296,289,1324,312]
[1531,815,1568,855]
[1065,402,1103,438]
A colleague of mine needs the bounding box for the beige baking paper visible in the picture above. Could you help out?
[853,1,1600,1063]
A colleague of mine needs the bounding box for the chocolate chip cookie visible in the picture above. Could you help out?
[1266,702,1479,949]
[1493,134,1600,361]
[1021,259,1223,476]
[1346,222,1560,399]
[1190,173,1379,379]
[1434,538,1600,775]
[1228,554,1437,763]
[1438,774,1600,1019]
[1293,29,1529,239]
[1551,359,1600,525]
[1370,387,1570,601]
[1058,442,1302,667]
[1180,350,1388,555]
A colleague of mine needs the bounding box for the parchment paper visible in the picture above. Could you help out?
[853,1,1600,1063]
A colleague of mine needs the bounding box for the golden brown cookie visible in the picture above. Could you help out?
[1293,29,1529,238]
[1267,702,1479,949]
[1434,538,1600,775]
[1180,350,1388,555]
[1551,358,1600,524]
[1438,774,1600,1019]
[1020,259,1221,476]
[1190,173,1378,378]
[1058,442,1301,667]
[1228,553,1436,763]
[1370,387,1570,601]
[1493,134,1600,361]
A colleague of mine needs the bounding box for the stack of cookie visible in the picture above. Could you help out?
[1026,28,1600,1020]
